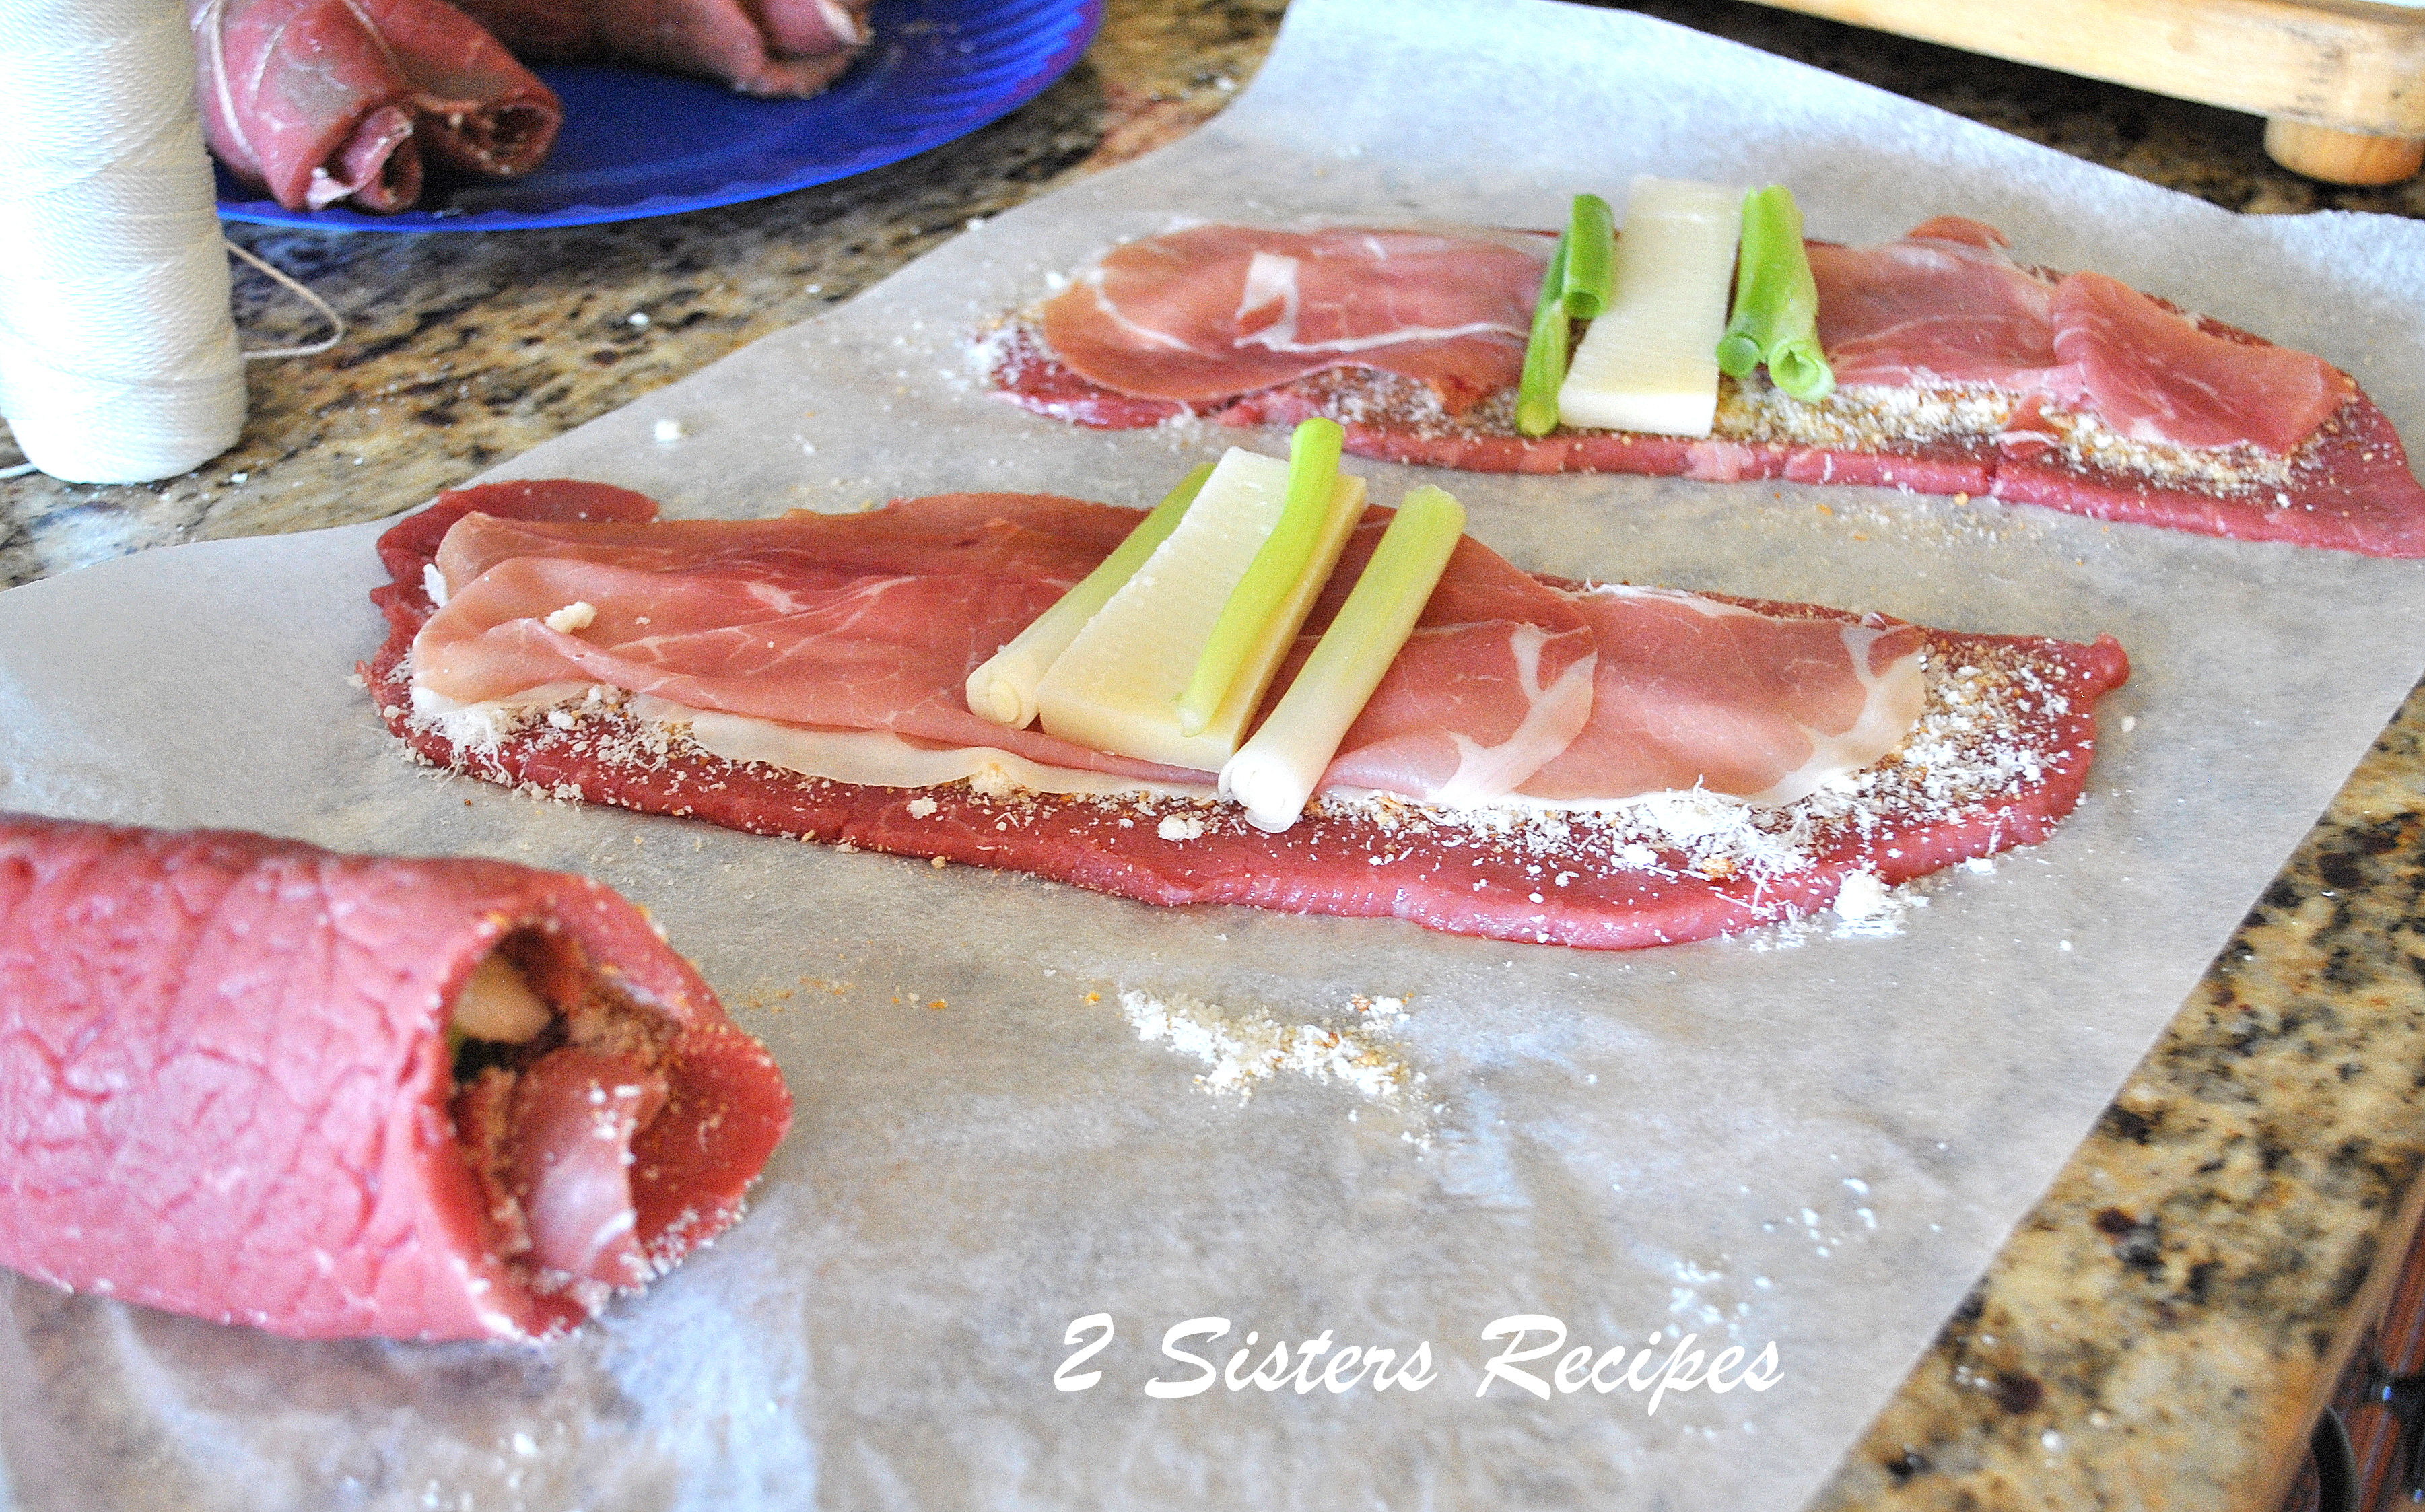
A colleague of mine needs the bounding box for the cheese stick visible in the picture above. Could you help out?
[1557,176,1745,438]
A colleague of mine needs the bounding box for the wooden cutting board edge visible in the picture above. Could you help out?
[1737,0,2425,184]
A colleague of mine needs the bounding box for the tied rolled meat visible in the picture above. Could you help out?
[450,0,875,98]
[191,0,563,212]
[0,813,790,1341]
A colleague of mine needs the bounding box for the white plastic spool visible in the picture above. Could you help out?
[0,0,246,484]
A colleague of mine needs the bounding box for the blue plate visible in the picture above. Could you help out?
[216,0,1101,231]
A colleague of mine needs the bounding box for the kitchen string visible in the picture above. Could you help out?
[0,0,343,487]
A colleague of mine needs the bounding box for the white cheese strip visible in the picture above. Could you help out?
[452,954,553,1043]
[1557,175,1745,438]
[635,697,1210,801]
[1034,446,1364,771]
[419,684,1921,819]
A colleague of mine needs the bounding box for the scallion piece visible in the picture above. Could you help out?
[1715,184,1834,403]
[1175,419,1344,737]
[1221,485,1468,832]
[965,462,1213,728]
[1514,231,1571,439]
[1561,193,1616,318]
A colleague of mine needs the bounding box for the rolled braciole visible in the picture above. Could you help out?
[1175,419,1345,737]
[448,0,873,98]
[1716,184,1835,402]
[0,813,790,1342]
[191,0,563,213]
[1561,193,1616,318]
[1221,485,1470,832]
[1513,230,1573,439]
[966,462,1213,728]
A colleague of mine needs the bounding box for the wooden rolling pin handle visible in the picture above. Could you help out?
[2264,118,2425,186]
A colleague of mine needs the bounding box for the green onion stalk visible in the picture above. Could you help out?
[1221,485,1468,831]
[1175,419,1344,737]
[1715,184,1834,403]
[1514,231,1573,439]
[1561,193,1616,318]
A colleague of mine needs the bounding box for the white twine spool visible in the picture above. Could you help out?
[0,0,247,484]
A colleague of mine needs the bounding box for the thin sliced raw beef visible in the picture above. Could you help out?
[1036,225,1550,416]
[449,0,870,97]
[986,218,2425,558]
[366,481,2129,951]
[192,0,561,212]
[0,812,789,1341]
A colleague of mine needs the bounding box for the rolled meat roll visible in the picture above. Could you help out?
[191,0,562,212]
[0,813,790,1341]
[451,0,873,98]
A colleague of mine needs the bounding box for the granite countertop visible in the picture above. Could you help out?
[5,1,2422,1505]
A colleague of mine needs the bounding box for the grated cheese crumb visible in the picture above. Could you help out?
[1831,871,1888,923]
[1117,989,1421,1111]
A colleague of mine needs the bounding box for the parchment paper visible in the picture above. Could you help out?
[7,1,2425,1507]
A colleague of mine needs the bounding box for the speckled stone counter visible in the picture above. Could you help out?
[5,3,2422,1507]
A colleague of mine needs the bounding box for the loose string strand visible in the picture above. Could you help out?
[228,240,345,359]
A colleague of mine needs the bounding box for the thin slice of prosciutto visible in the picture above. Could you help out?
[366,481,2127,950]
[1518,586,1926,806]
[417,493,1217,788]
[1035,225,1551,417]
[409,484,1919,811]
[0,812,790,1341]
[193,0,562,212]
[448,0,872,98]
[988,217,2425,558]
[1296,518,1600,804]
[1808,218,2351,454]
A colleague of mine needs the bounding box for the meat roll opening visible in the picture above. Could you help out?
[448,932,683,1315]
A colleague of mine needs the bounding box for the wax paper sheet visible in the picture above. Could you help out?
[7,1,2425,1507]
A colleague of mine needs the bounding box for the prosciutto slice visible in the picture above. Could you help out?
[1806,219,2074,394]
[368,482,2129,951]
[1036,225,1550,415]
[418,493,1213,786]
[0,813,789,1341]
[413,488,1930,811]
[2047,271,2350,453]
[478,1047,669,1286]
[448,0,871,98]
[1518,587,1925,806]
[1809,219,2351,454]
[1303,520,1599,803]
[193,0,562,212]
